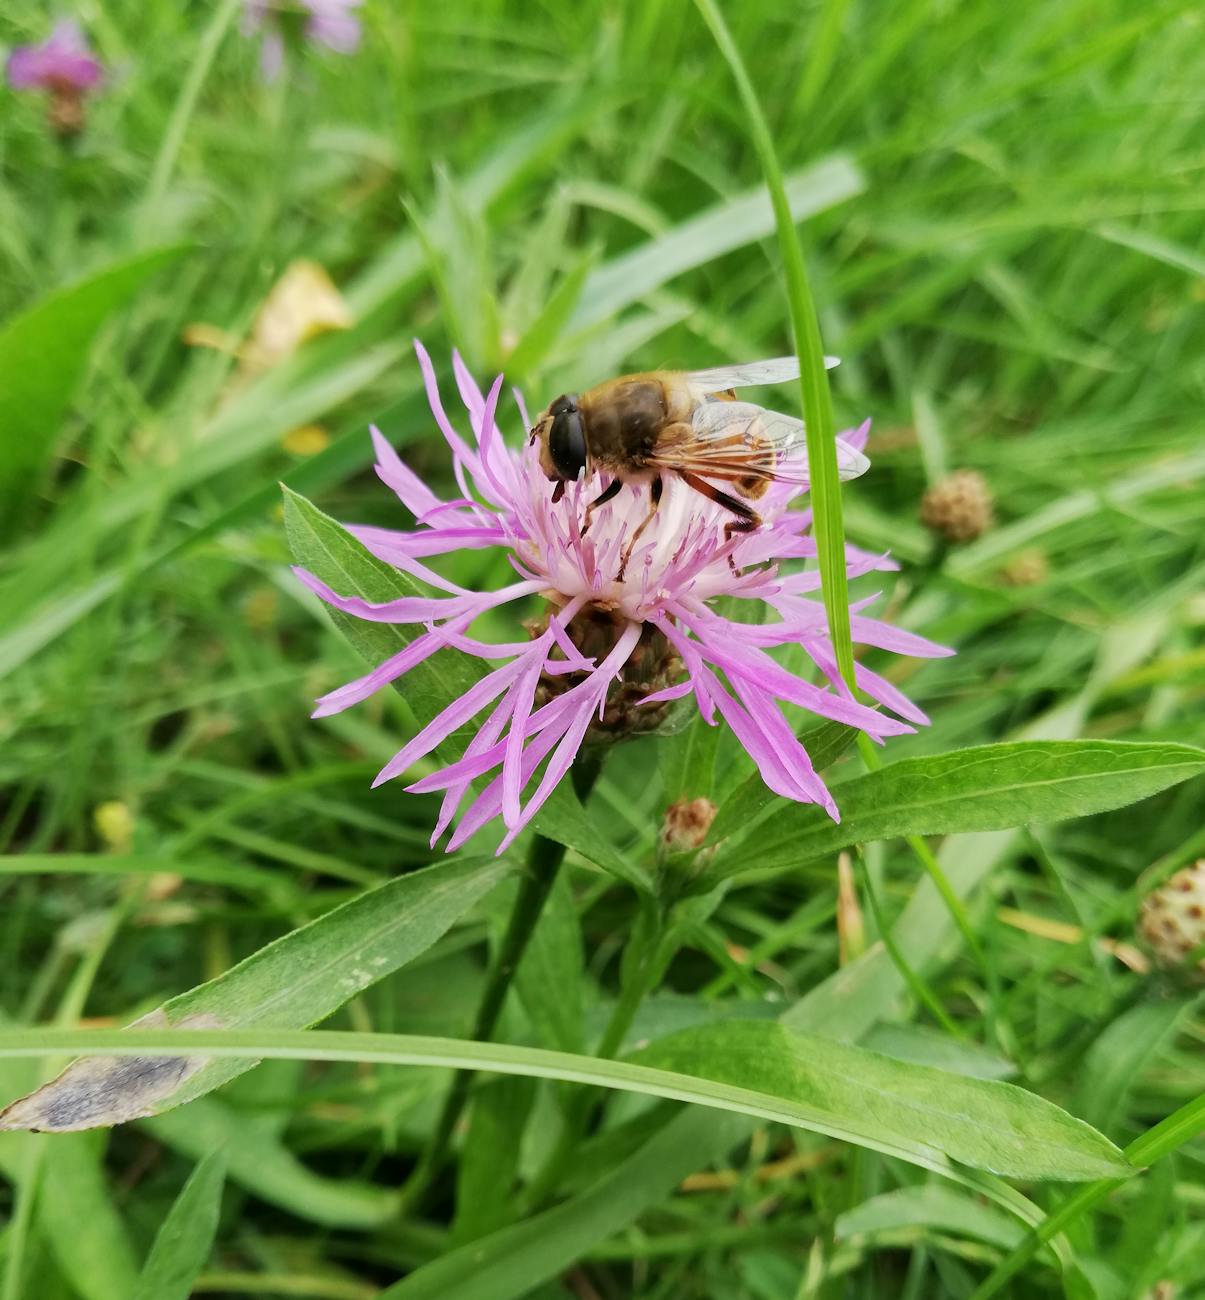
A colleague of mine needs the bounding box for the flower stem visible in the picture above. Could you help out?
[402,753,602,1212]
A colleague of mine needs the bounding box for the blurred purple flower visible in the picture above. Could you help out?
[242,0,362,80]
[7,20,103,94]
[294,343,951,854]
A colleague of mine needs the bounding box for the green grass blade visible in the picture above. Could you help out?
[693,0,857,687]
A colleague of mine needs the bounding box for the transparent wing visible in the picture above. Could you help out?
[649,400,869,486]
[684,354,839,400]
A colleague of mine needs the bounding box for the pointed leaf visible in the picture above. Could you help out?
[0,245,188,533]
[718,741,1205,874]
[133,1150,226,1300]
[0,855,508,1129]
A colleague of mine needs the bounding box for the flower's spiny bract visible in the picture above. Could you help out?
[294,342,951,853]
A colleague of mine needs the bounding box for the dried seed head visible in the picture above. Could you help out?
[998,547,1049,587]
[1138,860,1205,978]
[920,469,994,543]
[662,797,718,852]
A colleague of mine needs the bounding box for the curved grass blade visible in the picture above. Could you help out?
[693,0,857,686]
[0,1026,1129,1184]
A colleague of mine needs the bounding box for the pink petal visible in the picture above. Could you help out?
[372,654,533,788]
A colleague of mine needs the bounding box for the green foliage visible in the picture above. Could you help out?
[715,739,1205,876]
[1,0,1203,1295]
[132,1150,225,1300]
[0,246,186,536]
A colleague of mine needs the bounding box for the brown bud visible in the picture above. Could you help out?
[998,547,1048,587]
[920,469,994,543]
[1138,860,1205,978]
[662,797,718,852]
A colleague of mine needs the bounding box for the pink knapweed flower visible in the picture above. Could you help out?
[8,20,102,93]
[243,0,362,81]
[293,342,950,854]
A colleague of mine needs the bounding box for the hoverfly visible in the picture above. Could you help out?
[530,357,868,575]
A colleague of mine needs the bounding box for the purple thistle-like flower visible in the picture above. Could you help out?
[7,20,103,94]
[242,0,362,80]
[294,342,951,854]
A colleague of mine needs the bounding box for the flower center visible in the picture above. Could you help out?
[528,603,683,739]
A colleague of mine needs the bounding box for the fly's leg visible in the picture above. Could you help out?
[677,470,762,574]
[580,477,622,538]
[616,475,663,581]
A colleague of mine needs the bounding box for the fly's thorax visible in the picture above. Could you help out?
[579,375,686,473]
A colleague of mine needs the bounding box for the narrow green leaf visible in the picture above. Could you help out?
[568,155,864,330]
[0,855,508,1128]
[373,831,1032,1299]
[451,1076,536,1245]
[504,251,596,379]
[530,781,652,892]
[836,1184,1026,1252]
[1073,996,1198,1139]
[0,245,187,531]
[693,0,857,685]
[283,484,483,730]
[140,1096,397,1229]
[718,740,1205,875]
[514,871,585,1052]
[132,1150,226,1300]
[17,1134,139,1300]
[0,1025,1129,1183]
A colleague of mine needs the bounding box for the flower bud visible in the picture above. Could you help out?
[661,798,718,853]
[998,547,1048,587]
[920,469,994,543]
[1138,860,1205,978]
[93,800,134,853]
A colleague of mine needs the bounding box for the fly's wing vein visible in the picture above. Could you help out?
[646,402,869,486]
[683,355,839,400]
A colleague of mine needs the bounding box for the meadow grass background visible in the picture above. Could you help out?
[1,1,1204,1297]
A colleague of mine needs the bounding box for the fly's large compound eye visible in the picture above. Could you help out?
[548,396,587,480]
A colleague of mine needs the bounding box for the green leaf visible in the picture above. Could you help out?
[514,871,585,1052]
[504,250,596,379]
[381,830,1030,1300]
[0,245,188,534]
[631,1020,1127,1182]
[1073,996,1199,1139]
[0,1050,139,1300]
[451,1076,536,1245]
[11,1134,140,1300]
[568,154,864,330]
[132,1150,226,1300]
[283,483,483,732]
[717,741,1205,875]
[707,719,860,846]
[140,1096,396,1229]
[693,0,857,684]
[836,1184,1027,1253]
[531,781,652,892]
[0,855,509,1128]
[0,1024,1129,1183]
